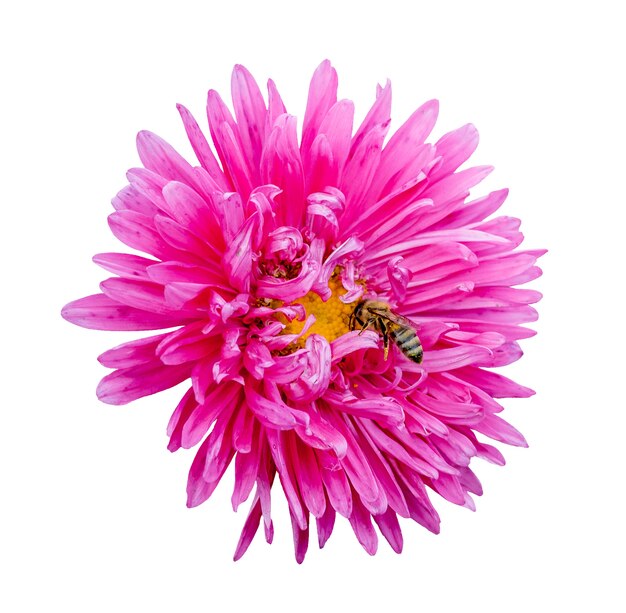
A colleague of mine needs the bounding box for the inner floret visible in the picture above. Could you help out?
[282,275,358,348]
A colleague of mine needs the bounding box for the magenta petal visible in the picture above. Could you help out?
[98,333,168,368]
[350,79,391,159]
[231,64,266,176]
[232,403,256,453]
[97,361,191,405]
[432,123,479,179]
[176,103,229,190]
[93,252,157,280]
[223,214,255,293]
[112,184,159,216]
[306,106,354,193]
[107,210,176,261]
[341,124,385,216]
[284,335,331,402]
[302,60,338,158]
[61,294,192,331]
[319,454,352,517]
[266,78,287,135]
[475,413,528,447]
[291,441,326,518]
[161,181,222,247]
[316,503,336,548]
[348,493,378,556]
[261,114,305,227]
[290,511,310,564]
[182,382,240,449]
[136,131,200,190]
[206,89,253,197]
[167,388,197,452]
[266,430,307,530]
[233,496,262,561]
[245,382,310,430]
[371,99,438,198]
[232,437,261,511]
[373,508,403,554]
[100,278,172,315]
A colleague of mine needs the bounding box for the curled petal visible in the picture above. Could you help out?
[312,236,364,300]
[387,256,411,302]
[284,335,332,402]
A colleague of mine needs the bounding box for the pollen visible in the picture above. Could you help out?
[281,275,358,349]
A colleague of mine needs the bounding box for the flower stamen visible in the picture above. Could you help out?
[281,274,358,349]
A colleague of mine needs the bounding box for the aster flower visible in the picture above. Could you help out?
[62,61,543,562]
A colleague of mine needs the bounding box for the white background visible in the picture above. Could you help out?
[2,1,624,611]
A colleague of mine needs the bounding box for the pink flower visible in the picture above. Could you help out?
[62,61,543,562]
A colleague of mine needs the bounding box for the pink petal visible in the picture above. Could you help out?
[318,452,353,517]
[98,333,168,368]
[348,494,378,556]
[244,381,310,430]
[265,78,287,136]
[260,114,305,227]
[431,123,480,179]
[206,89,253,195]
[373,508,403,554]
[301,60,338,158]
[370,99,438,198]
[284,335,331,402]
[233,496,262,561]
[201,409,237,482]
[305,99,354,192]
[97,360,191,405]
[290,511,310,564]
[316,503,336,548]
[232,403,257,453]
[349,79,391,159]
[136,131,201,190]
[223,213,255,293]
[181,382,240,449]
[474,413,528,447]
[107,210,180,261]
[436,188,509,229]
[341,124,385,218]
[161,181,224,249]
[421,345,493,372]
[100,277,175,315]
[153,214,217,263]
[93,252,157,281]
[176,103,229,190]
[266,429,307,530]
[231,430,261,510]
[167,388,198,452]
[111,184,159,217]
[231,64,266,176]
[454,366,535,398]
[61,294,192,331]
[290,440,326,518]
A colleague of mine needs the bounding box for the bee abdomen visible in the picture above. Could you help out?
[391,327,423,363]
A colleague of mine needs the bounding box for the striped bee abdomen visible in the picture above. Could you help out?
[391,326,423,363]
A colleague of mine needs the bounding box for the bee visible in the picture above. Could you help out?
[349,300,423,363]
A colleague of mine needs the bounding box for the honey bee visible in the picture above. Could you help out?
[349,300,423,363]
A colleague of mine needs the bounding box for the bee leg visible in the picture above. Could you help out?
[358,317,376,336]
[380,319,390,360]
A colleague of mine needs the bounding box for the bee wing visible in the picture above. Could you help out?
[368,305,412,327]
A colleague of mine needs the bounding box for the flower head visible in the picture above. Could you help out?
[62,61,543,562]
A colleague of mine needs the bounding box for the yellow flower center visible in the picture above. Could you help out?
[281,275,359,349]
